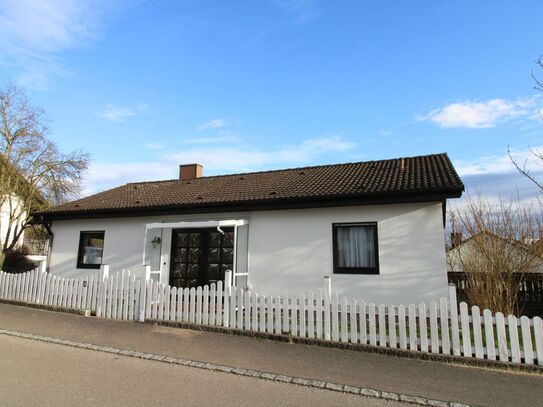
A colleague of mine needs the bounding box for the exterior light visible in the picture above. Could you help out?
[151,236,162,249]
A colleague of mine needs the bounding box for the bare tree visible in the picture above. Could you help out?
[449,196,543,315]
[509,55,543,188]
[533,55,543,94]
[0,83,89,268]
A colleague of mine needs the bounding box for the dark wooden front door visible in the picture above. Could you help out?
[169,228,234,289]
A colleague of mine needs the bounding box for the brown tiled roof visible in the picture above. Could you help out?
[39,153,463,219]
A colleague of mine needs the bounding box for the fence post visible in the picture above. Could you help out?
[37,264,46,303]
[138,266,148,322]
[448,284,461,356]
[96,264,109,317]
[223,270,232,327]
[144,265,151,281]
[39,260,47,273]
[101,264,110,282]
[323,275,331,302]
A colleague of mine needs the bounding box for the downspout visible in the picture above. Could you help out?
[442,199,447,229]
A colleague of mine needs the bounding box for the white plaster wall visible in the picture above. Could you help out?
[48,212,249,280]
[247,203,448,304]
[0,196,25,248]
[48,202,448,304]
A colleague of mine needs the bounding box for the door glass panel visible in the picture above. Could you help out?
[189,233,201,247]
[223,231,234,247]
[174,247,187,262]
[208,232,221,247]
[221,248,233,263]
[208,247,220,263]
[176,233,189,247]
[189,248,200,263]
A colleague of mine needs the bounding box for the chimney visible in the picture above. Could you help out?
[179,163,203,180]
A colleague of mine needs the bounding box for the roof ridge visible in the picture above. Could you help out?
[127,152,451,186]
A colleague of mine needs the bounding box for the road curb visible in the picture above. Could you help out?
[0,299,91,316]
[0,328,473,407]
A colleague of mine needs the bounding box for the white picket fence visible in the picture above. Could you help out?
[0,267,140,321]
[1,267,543,366]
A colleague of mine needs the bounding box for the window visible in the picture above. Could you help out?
[77,231,105,269]
[333,223,379,274]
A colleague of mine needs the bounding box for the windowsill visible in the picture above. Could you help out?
[334,269,380,275]
[76,264,102,270]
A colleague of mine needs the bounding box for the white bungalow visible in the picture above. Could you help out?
[36,153,464,304]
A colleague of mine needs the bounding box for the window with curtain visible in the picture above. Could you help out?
[77,231,105,269]
[333,223,379,274]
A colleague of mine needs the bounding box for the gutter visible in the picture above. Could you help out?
[36,190,464,221]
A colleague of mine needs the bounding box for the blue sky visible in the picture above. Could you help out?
[0,1,542,201]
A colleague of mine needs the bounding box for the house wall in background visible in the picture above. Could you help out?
[0,196,26,249]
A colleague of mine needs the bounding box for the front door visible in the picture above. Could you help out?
[169,228,234,289]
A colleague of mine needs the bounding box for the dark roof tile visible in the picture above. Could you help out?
[40,153,463,218]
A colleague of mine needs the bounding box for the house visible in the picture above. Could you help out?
[0,157,47,258]
[0,197,23,250]
[36,153,464,304]
[446,232,543,316]
[446,232,543,274]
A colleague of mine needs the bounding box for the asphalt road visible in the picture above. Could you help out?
[1,304,542,407]
[0,334,407,407]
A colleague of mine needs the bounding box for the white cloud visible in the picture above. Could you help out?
[449,147,543,209]
[418,97,538,129]
[0,0,114,89]
[97,103,147,122]
[166,135,356,171]
[182,131,240,145]
[197,118,228,130]
[84,161,173,195]
[446,148,543,211]
[454,147,543,177]
[83,135,357,193]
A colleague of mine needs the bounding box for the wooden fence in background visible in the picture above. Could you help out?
[1,267,543,366]
[448,272,543,317]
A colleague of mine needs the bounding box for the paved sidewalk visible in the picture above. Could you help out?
[0,303,542,406]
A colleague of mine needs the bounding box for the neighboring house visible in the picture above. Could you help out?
[37,153,464,304]
[0,195,26,249]
[0,158,49,262]
[446,232,543,274]
[446,232,543,316]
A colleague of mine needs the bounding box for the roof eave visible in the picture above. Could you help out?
[36,189,463,221]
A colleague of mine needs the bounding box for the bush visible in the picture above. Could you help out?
[2,247,37,273]
[450,196,543,315]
